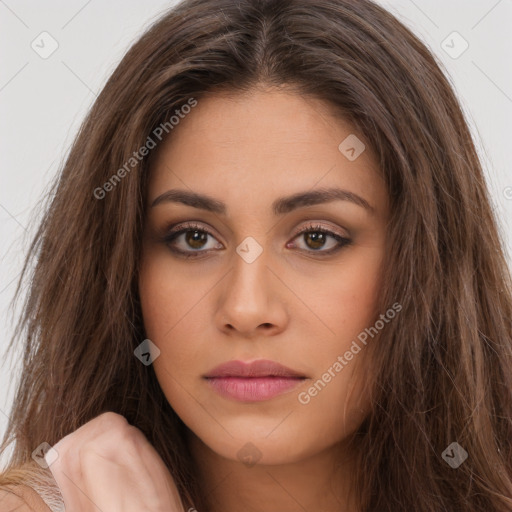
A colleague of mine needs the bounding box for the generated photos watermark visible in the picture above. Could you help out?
[298,302,403,405]
[31,441,59,469]
[134,338,161,366]
[442,442,468,469]
[93,97,198,200]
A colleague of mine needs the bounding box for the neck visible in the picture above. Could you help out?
[186,429,358,512]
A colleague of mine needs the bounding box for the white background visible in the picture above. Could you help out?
[1,0,511,467]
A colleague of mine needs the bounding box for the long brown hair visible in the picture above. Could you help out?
[1,0,511,510]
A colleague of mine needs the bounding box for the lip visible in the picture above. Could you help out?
[204,359,305,378]
[203,359,306,402]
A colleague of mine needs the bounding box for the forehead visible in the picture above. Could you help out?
[147,88,386,215]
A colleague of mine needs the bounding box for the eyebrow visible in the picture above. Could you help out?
[150,187,374,215]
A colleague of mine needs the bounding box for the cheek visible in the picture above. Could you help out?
[294,251,382,422]
[305,248,383,345]
[138,248,230,405]
[138,244,212,336]
[138,251,202,366]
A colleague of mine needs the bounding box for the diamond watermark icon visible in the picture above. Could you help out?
[31,31,59,59]
[237,442,262,468]
[442,442,468,468]
[32,442,59,469]
[236,236,263,264]
[134,338,161,366]
[441,31,469,59]
[338,134,366,161]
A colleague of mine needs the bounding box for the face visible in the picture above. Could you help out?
[139,87,389,466]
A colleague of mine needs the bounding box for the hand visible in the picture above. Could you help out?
[47,412,186,512]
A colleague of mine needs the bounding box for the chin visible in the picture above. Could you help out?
[187,419,338,467]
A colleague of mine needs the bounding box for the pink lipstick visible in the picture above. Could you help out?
[203,359,306,402]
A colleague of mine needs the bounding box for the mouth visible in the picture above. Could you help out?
[205,376,306,402]
[203,359,307,402]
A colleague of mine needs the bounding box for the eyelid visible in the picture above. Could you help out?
[166,220,218,238]
[291,221,348,240]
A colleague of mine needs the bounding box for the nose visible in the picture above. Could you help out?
[214,248,289,338]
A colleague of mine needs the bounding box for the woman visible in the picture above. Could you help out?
[1,0,511,510]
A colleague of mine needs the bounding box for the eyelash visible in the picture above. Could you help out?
[160,221,352,259]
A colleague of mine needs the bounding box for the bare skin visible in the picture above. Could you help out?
[139,86,390,512]
[47,412,185,512]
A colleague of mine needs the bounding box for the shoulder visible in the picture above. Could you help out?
[0,462,63,512]
[0,484,52,511]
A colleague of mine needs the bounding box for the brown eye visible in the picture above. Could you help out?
[303,231,328,250]
[184,230,209,249]
[162,222,223,258]
[289,224,352,255]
